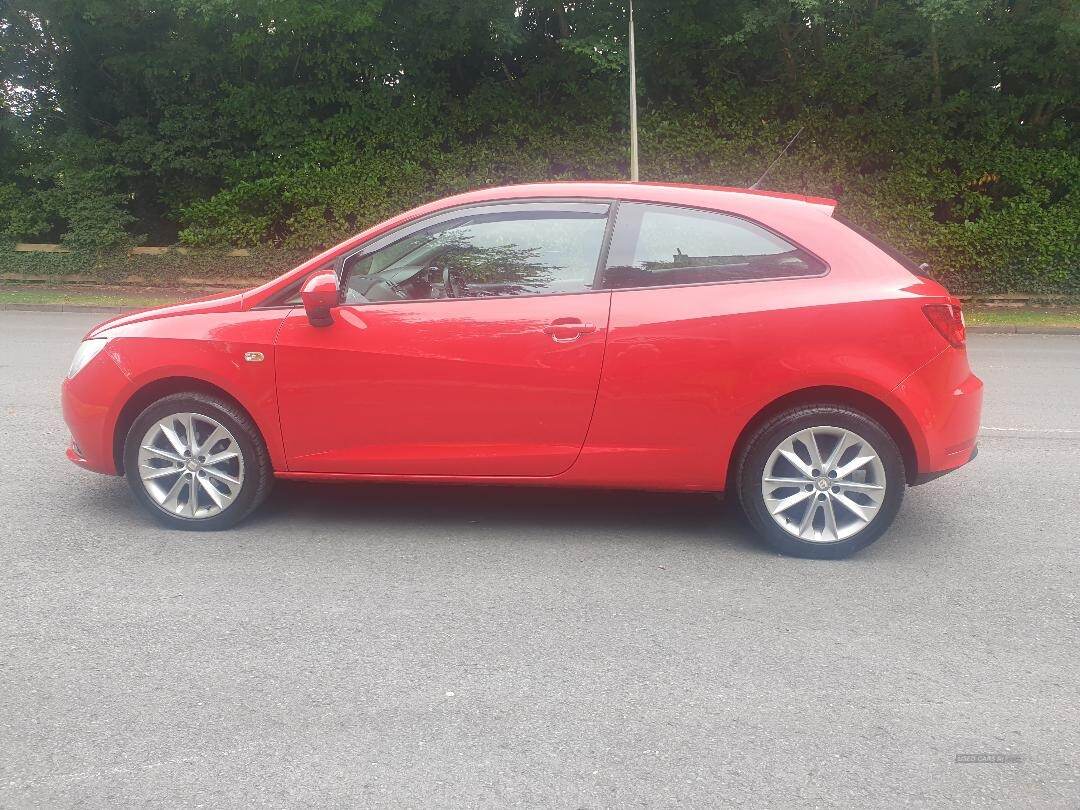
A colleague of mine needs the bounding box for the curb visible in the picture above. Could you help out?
[3,303,1079,334]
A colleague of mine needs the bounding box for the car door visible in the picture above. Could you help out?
[274,200,613,477]
[578,201,830,489]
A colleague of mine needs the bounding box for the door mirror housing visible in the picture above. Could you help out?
[301,271,340,327]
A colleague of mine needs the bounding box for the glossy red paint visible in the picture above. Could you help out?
[63,303,288,475]
[62,181,981,495]
[300,271,339,327]
[277,292,611,475]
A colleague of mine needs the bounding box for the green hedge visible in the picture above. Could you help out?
[0,245,311,286]
[3,1,1076,295]
[15,117,1073,296]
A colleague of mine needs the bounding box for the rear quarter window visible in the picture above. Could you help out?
[602,203,826,289]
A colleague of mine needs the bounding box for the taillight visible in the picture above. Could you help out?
[923,303,966,347]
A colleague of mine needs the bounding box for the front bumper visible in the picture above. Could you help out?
[61,348,132,476]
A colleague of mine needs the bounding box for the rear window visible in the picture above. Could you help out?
[833,214,927,276]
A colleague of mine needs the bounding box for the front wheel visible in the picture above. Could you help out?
[124,392,272,530]
[735,405,906,559]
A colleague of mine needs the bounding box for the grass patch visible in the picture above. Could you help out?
[965,306,1080,327]
[0,286,198,309]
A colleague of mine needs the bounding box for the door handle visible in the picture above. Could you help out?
[542,319,597,343]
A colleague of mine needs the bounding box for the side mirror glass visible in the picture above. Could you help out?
[301,271,340,327]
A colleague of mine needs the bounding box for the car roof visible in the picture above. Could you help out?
[434,181,837,213]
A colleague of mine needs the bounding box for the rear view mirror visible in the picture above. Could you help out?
[301,271,340,327]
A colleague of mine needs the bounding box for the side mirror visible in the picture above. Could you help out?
[301,271,340,327]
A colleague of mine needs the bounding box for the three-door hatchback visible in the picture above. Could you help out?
[62,182,982,557]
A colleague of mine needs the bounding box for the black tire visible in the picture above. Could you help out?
[123,392,272,531]
[735,405,906,559]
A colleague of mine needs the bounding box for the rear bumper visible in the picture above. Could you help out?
[893,346,983,480]
[912,443,977,485]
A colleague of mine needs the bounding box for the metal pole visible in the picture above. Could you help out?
[628,0,639,181]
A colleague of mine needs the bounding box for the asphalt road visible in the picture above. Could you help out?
[2,311,1078,807]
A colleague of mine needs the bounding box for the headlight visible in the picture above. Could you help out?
[68,338,109,378]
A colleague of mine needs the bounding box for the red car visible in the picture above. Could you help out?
[61,182,981,558]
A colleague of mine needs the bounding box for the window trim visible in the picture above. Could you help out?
[598,201,830,292]
[592,199,621,290]
[335,198,616,306]
[255,275,307,309]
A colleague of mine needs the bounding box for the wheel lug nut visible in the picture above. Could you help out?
[831,486,840,493]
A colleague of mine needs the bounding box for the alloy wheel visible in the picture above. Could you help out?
[137,412,245,519]
[760,425,887,543]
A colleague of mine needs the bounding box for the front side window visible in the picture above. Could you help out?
[343,205,609,303]
[602,203,825,289]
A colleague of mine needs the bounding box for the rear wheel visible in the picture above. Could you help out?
[124,392,272,530]
[736,405,906,559]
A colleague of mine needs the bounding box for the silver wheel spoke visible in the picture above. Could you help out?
[821,497,839,542]
[140,465,180,481]
[761,425,887,544]
[159,422,187,456]
[837,480,885,493]
[187,476,199,517]
[834,453,875,480]
[197,426,230,456]
[185,414,198,453]
[822,430,855,474]
[832,491,873,522]
[137,411,244,520]
[794,429,824,469]
[203,467,241,487]
[160,473,188,512]
[767,489,813,515]
[778,449,814,478]
[797,498,819,536]
[141,444,184,464]
[763,476,811,487]
[198,476,230,509]
[204,449,239,466]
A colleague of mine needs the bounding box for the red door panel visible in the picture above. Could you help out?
[274,293,611,476]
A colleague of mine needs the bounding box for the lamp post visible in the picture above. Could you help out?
[629,0,639,181]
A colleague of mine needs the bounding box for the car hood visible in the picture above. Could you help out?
[86,290,246,339]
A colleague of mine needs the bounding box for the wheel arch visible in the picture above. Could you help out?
[727,385,921,487]
[112,376,264,475]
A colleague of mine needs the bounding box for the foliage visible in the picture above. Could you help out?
[0,242,311,284]
[1,0,1077,293]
